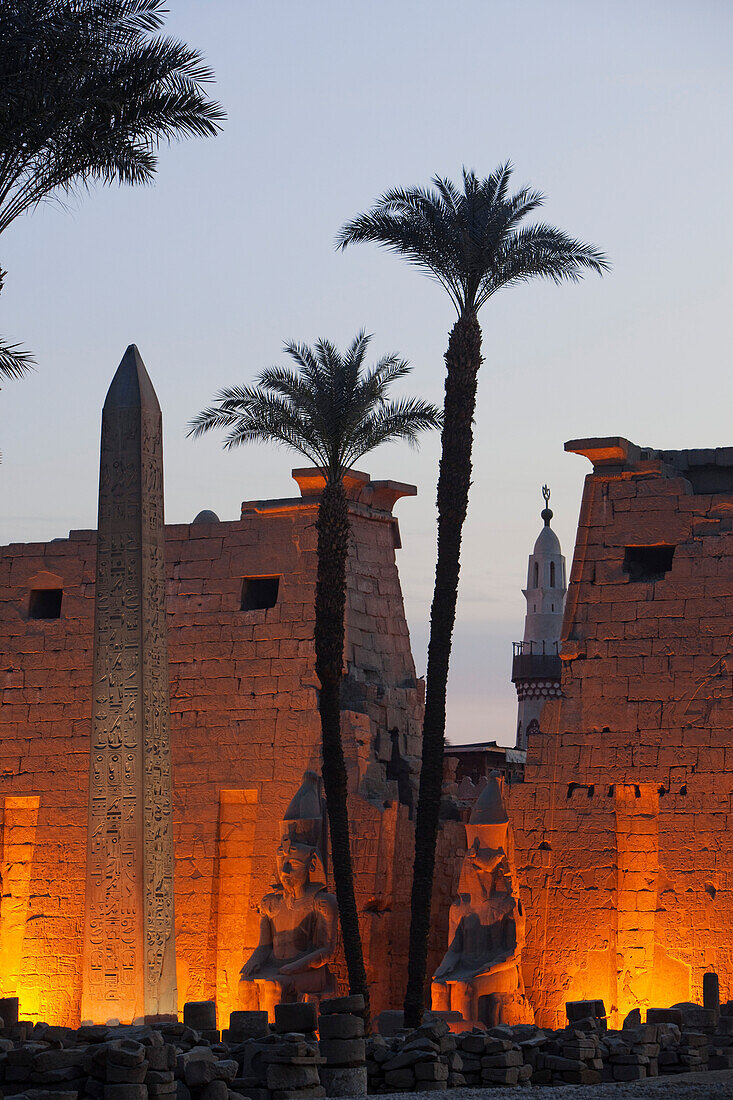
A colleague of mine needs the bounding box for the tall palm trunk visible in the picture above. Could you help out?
[315,476,371,1023]
[404,310,482,1028]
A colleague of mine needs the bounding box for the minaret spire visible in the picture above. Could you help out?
[541,484,552,524]
[511,487,567,751]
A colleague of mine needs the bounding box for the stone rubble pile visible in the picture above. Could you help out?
[366,1018,533,1091]
[526,1026,603,1085]
[366,1018,458,1092]
[4,992,733,1097]
[230,1001,323,1100]
[364,995,733,1091]
[709,1016,733,1070]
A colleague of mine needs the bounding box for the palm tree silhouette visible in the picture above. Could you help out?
[338,165,609,1026]
[189,332,440,1021]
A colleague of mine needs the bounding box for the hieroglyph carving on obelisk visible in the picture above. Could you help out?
[81,345,177,1024]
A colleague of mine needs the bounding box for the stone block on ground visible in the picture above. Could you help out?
[482,1049,522,1067]
[459,1034,486,1054]
[106,1042,147,1068]
[260,1040,319,1063]
[0,997,20,1026]
[318,1039,365,1067]
[184,1060,216,1088]
[107,1063,149,1084]
[266,1064,321,1090]
[183,1002,216,1032]
[566,999,605,1022]
[562,1068,602,1085]
[383,1067,414,1090]
[482,1066,520,1085]
[198,1081,228,1100]
[318,1065,367,1097]
[672,1003,716,1029]
[146,1048,176,1073]
[414,1061,448,1081]
[213,1060,238,1083]
[317,1015,364,1040]
[104,1086,148,1100]
[614,1064,647,1080]
[318,996,365,1016]
[176,1047,216,1075]
[34,1051,88,1073]
[274,1003,318,1034]
[227,1012,269,1041]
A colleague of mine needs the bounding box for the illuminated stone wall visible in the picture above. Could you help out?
[0,471,422,1025]
[510,438,733,1028]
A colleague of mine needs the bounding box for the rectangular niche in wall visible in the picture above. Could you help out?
[28,589,63,620]
[623,545,675,582]
[240,576,280,612]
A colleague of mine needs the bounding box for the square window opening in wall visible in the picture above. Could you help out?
[29,588,63,619]
[623,545,675,582]
[240,575,280,612]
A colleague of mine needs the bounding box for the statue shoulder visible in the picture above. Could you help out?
[312,887,338,917]
[261,891,284,916]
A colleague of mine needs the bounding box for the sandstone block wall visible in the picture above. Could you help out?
[0,472,423,1025]
[510,438,733,1028]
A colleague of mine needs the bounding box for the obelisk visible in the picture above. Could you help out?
[81,346,177,1023]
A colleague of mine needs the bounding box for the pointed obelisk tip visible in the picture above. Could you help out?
[103,344,161,413]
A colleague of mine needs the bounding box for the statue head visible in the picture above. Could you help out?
[466,772,509,853]
[276,835,319,897]
[276,770,327,892]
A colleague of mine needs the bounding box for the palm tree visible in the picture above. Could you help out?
[337,164,609,1027]
[188,332,441,1022]
[0,0,224,381]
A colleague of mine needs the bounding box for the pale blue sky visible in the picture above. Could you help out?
[1,0,731,743]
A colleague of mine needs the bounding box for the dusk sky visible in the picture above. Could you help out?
[1,0,731,745]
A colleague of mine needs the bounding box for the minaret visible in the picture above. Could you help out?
[512,486,566,751]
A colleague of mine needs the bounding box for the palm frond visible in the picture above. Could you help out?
[478,223,610,305]
[0,335,34,382]
[342,398,442,468]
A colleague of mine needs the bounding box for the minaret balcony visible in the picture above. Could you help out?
[511,640,562,683]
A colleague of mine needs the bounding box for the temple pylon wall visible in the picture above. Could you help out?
[0,472,423,1026]
[510,438,733,1028]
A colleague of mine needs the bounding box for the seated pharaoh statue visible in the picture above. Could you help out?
[239,771,338,1020]
[431,773,534,1028]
